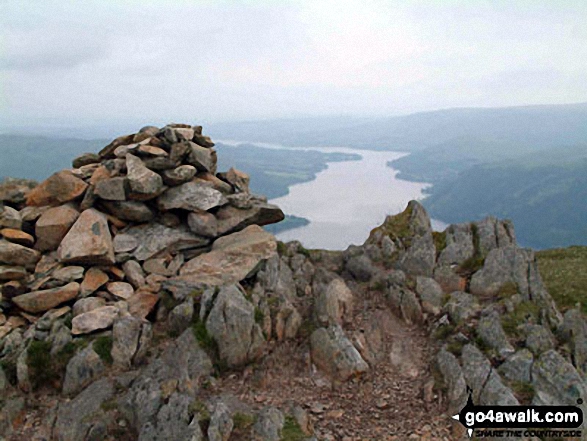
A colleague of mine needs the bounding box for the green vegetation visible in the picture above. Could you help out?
[298,319,318,340]
[100,398,119,412]
[281,416,306,441]
[457,224,485,275]
[433,323,456,341]
[192,319,218,354]
[422,146,587,250]
[446,340,464,356]
[509,381,535,404]
[232,412,256,431]
[497,282,519,299]
[254,308,265,325]
[432,231,447,257]
[25,338,89,390]
[371,203,414,242]
[276,241,288,256]
[93,336,113,365]
[26,340,54,389]
[537,246,587,315]
[501,301,541,337]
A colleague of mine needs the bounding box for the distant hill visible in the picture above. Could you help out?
[423,145,587,249]
[208,102,587,151]
[0,134,107,181]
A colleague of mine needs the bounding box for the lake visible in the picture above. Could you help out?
[266,146,448,250]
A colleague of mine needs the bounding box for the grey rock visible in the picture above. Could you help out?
[445,291,479,323]
[256,254,296,300]
[120,329,213,430]
[345,254,375,282]
[54,379,114,441]
[475,216,516,255]
[558,308,587,375]
[314,278,353,326]
[62,346,106,396]
[400,289,423,325]
[0,265,27,281]
[71,305,119,334]
[524,324,555,355]
[252,407,284,441]
[112,316,151,368]
[187,142,216,172]
[206,284,265,368]
[162,164,197,186]
[310,325,369,381]
[470,245,530,297]
[478,311,515,357]
[0,239,41,267]
[215,201,285,236]
[94,177,127,201]
[274,299,302,341]
[532,350,587,416]
[52,265,85,282]
[498,349,533,383]
[461,344,492,403]
[157,181,227,212]
[123,259,146,288]
[113,233,140,253]
[169,297,194,336]
[188,210,219,238]
[208,402,234,441]
[433,265,464,293]
[16,346,31,392]
[179,225,276,286]
[124,222,209,261]
[72,152,101,168]
[0,205,22,230]
[139,392,202,441]
[102,200,155,222]
[57,208,115,265]
[437,223,475,266]
[126,153,163,199]
[73,296,106,317]
[481,369,519,406]
[415,276,444,315]
[436,348,467,414]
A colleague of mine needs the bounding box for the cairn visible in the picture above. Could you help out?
[0,123,284,337]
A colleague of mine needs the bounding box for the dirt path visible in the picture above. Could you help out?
[213,282,458,440]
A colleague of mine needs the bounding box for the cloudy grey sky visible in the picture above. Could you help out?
[1,0,587,129]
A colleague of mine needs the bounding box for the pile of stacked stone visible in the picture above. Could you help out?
[0,123,284,341]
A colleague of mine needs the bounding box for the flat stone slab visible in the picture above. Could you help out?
[178,225,277,285]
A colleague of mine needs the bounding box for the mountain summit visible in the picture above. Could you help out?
[0,125,585,440]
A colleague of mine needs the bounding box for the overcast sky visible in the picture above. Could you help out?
[1,0,587,129]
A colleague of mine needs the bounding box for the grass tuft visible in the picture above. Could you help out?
[537,246,587,315]
[281,415,306,441]
[93,336,113,365]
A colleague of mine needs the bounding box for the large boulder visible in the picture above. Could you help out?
[0,239,41,267]
[366,201,435,276]
[34,204,80,251]
[215,201,284,236]
[436,348,468,414]
[26,171,88,207]
[122,222,209,261]
[314,278,354,326]
[179,225,277,286]
[157,181,227,212]
[205,284,265,368]
[126,153,163,200]
[71,305,120,334]
[310,324,369,381]
[12,282,80,313]
[57,208,115,265]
